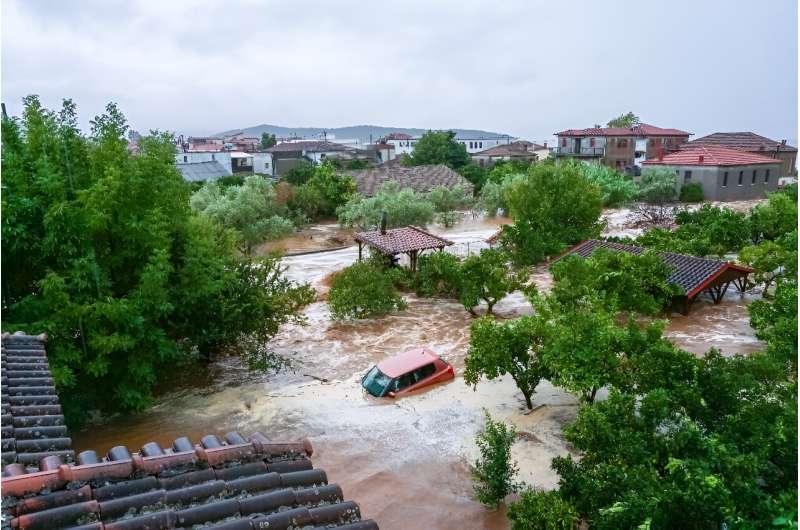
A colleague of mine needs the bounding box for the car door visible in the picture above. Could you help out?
[402,363,437,392]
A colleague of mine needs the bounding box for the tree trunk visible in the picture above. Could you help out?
[485,298,495,316]
[522,389,533,410]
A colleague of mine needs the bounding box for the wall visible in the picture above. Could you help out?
[251,152,273,175]
[458,137,511,154]
[655,162,781,201]
[175,151,232,174]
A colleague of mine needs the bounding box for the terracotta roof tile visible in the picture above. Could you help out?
[563,239,753,297]
[343,164,473,197]
[265,141,349,154]
[555,123,690,137]
[355,226,453,255]
[642,146,781,167]
[685,131,797,153]
[1,432,378,530]
[1,333,74,468]
[472,141,538,158]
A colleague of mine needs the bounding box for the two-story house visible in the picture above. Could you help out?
[553,123,691,173]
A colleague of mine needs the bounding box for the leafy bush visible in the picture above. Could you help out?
[1,97,314,421]
[472,411,519,508]
[406,130,470,168]
[282,159,315,185]
[327,262,407,319]
[414,251,462,298]
[477,172,527,217]
[457,163,488,192]
[428,184,473,213]
[579,163,638,206]
[679,181,704,202]
[638,167,677,205]
[337,182,435,229]
[503,162,604,265]
[507,489,580,530]
[191,175,295,254]
[750,190,798,243]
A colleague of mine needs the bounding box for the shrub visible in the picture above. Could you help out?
[507,490,580,530]
[282,160,315,185]
[337,182,435,229]
[472,411,519,509]
[638,167,677,205]
[327,262,407,319]
[579,163,638,206]
[679,182,704,202]
[414,251,462,298]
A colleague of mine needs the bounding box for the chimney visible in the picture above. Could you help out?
[781,139,787,146]
[380,211,388,235]
[699,155,704,164]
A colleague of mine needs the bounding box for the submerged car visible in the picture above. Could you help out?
[362,347,455,397]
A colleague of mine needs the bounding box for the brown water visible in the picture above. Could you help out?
[72,209,765,530]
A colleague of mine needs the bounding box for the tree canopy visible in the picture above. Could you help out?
[606,111,640,128]
[405,130,470,168]
[260,132,277,149]
[337,181,435,230]
[1,97,314,422]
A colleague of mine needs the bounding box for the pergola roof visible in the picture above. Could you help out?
[563,239,753,299]
[354,226,453,255]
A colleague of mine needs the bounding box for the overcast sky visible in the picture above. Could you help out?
[2,0,797,145]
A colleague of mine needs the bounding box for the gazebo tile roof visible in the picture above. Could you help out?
[354,226,454,255]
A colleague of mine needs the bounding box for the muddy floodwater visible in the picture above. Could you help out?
[73,205,765,530]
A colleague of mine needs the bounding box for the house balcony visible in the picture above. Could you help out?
[553,146,605,157]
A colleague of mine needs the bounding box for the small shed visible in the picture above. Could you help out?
[354,226,454,271]
[561,239,754,314]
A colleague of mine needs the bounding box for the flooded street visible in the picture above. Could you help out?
[72,206,765,530]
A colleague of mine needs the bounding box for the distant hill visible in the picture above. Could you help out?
[214,124,512,143]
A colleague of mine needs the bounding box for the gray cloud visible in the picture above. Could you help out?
[2,0,797,145]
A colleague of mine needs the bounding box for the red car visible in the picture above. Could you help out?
[362,348,455,397]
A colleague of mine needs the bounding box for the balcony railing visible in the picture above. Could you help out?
[553,146,604,156]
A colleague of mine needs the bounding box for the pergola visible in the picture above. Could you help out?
[561,239,754,315]
[354,226,454,272]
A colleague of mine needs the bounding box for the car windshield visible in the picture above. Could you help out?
[362,366,393,397]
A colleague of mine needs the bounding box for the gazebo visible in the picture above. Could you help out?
[561,239,754,315]
[354,225,454,272]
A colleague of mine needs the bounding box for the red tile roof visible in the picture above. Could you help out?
[1,431,378,530]
[1,333,75,468]
[642,146,781,167]
[383,133,414,141]
[563,240,753,299]
[472,141,538,157]
[266,141,349,154]
[343,164,473,197]
[355,226,453,255]
[685,132,797,153]
[555,123,690,137]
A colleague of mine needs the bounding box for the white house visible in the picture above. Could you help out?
[175,151,232,175]
[381,132,514,156]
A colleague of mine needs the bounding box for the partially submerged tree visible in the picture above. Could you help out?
[414,251,462,298]
[428,184,473,227]
[191,175,295,254]
[502,162,604,265]
[327,262,407,319]
[465,315,550,409]
[637,167,677,206]
[337,181,435,229]
[472,411,519,509]
[458,248,527,316]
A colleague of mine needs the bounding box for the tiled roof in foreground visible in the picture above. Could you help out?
[1,333,74,467]
[355,226,454,255]
[1,431,378,530]
[564,239,753,298]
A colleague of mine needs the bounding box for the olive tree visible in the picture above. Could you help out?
[459,248,527,316]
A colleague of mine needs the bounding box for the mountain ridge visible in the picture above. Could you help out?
[214,123,513,143]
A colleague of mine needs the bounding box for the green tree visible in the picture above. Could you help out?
[282,159,315,185]
[414,251,462,298]
[459,248,526,315]
[1,97,314,421]
[427,184,472,227]
[457,163,489,192]
[638,167,677,205]
[749,190,798,243]
[472,411,519,509]
[337,181,435,230]
[606,111,640,128]
[327,261,407,319]
[190,175,295,255]
[464,315,550,409]
[502,162,604,265]
[739,231,796,294]
[406,130,470,168]
[679,182,704,202]
[260,132,277,149]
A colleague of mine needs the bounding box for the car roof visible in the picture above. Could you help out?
[377,347,441,378]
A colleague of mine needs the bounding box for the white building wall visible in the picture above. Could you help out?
[251,153,273,174]
[458,137,513,154]
[175,151,232,174]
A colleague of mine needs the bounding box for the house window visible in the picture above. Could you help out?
[722,171,728,187]
[684,170,692,183]
[183,155,187,162]
[619,139,628,148]
[764,169,770,183]
[479,142,483,148]
[751,170,757,184]
[738,171,744,185]
[590,138,596,147]
[561,138,567,147]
